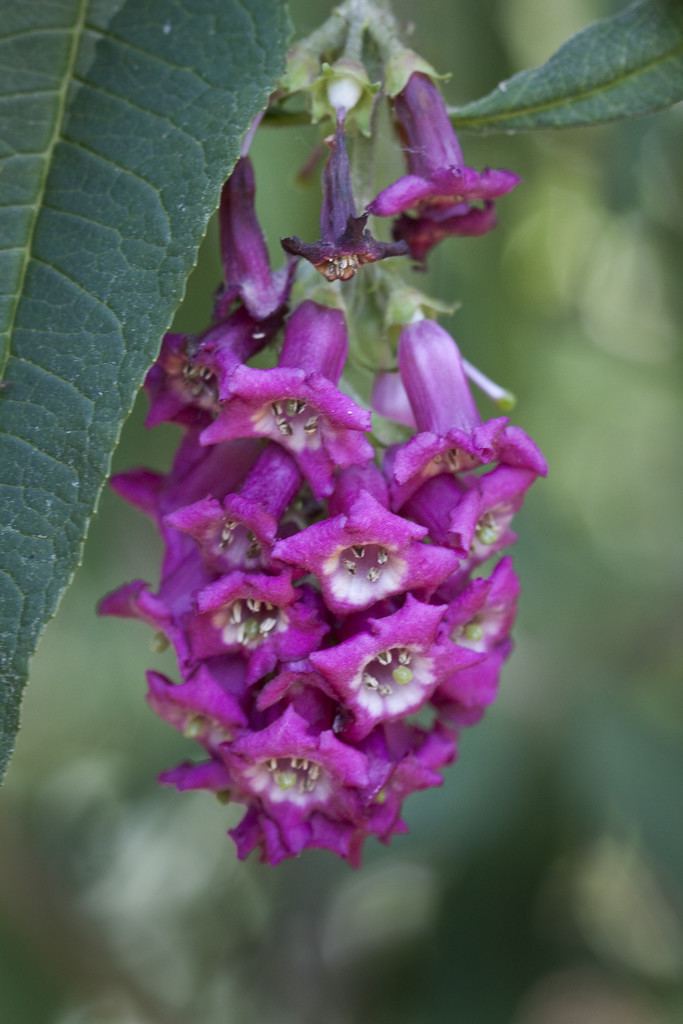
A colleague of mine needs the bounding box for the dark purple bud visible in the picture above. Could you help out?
[394,71,465,177]
[216,157,295,321]
[281,114,408,281]
[367,74,520,262]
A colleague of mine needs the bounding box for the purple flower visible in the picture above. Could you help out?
[435,641,512,726]
[97,548,210,669]
[100,433,265,656]
[405,465,537,565]
[144,308,280,429]
[102,74,547,866]
[466,467,536,565]
[281,113,407,280]
[222,704,369,811]
[190,570,329,683]
[438,556,520,656]
[200,301,373,498]
[359,721,457,842]
[402,474,480,558]
[432,559,520,724]
[392,201,498,265]
[165,444,301,573]
[111,431,261,578]
[371,369,418,429]
[146,658,247,752]
[221,704,372,864]
[368,73,519,262]
[214,156,296,321]
[387,319,546,507]
[160,758,233,797]
[255,659,337,712]
[160,712,460,865]
[272,484,458,614]
[310,596,477,741]
[230,804,365,865]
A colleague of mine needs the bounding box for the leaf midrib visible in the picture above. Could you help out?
[449,27,683,128]
[0,0,90,381]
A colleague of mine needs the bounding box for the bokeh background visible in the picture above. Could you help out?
[2,0,683,1021]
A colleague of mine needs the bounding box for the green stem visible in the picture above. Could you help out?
[342,0,368,63]
[297,9,348,62]
[358,0,405,62]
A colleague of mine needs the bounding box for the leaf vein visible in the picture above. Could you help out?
[0,89,60,102]
[60,135,171,233]
[0,428,79,474]
[83,23,214,90]
[72,73,207,156]
[41,202,128,246]
[0,0,90,381]
[12,353,96,406]
[0,27,73,46]
[31,254,120,325]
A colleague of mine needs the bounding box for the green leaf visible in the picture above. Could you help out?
[0,0,290,780]
[449,0,683,133]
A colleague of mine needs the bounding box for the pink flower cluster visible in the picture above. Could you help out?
[100,73,545,865]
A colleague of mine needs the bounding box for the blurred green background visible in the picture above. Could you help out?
[3,0,683,1021]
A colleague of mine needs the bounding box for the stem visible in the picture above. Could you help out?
[342,0,367,63]
[297,9,348,62]
[358,0,405,62]
[335,0,405,64]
